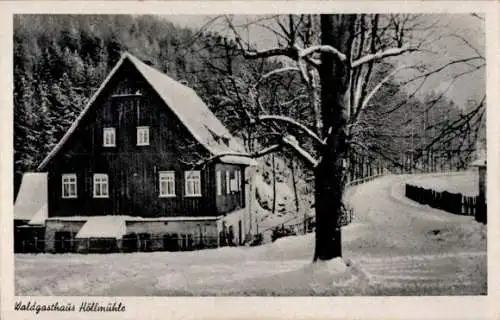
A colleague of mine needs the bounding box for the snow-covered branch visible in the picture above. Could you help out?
[351,46,417,68]
[280,94,309,107]
[195,144,282,167]
[299,44,347,63]
[255,67,301,88]
[258,115,325,146]
[282,135,318,168]
[352,65,415,122]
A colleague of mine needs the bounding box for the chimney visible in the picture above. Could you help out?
[179,79,189,87]
[143,59,155,67]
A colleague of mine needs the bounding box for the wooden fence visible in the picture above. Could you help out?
[405,184,486,224]
[260,172,386,236]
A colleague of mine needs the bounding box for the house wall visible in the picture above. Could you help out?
[45,60,219,218]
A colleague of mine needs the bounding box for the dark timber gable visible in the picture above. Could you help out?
[42,54,248,218]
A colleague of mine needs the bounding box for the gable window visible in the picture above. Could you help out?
[216,170,222,196]
[159,171,176,197]
[185,171,201,197]
[62,174,77,198]
[93,174,109,198]
[137,126,150,146]
[103,127,116,147]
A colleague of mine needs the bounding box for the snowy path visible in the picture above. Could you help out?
[15,174,486,296]
[342,174,486,295]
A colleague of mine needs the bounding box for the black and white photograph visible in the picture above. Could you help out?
[3,1,497,318]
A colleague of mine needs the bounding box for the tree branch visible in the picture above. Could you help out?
[195,144,282,167]
[258,115,325,146]
[351,46,417,68]
[254,66,301,88]
[299,44,347,63]
[352,64,415,123]
[282,135,318,168]
[401,56,484,85]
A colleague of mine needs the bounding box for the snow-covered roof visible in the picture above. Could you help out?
[28,204,48,225]
[219,155,258,166]
[75,216,127,239]
[14,173,48,222]
[38,52,252,170]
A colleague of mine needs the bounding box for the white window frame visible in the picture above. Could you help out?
[216,170,222,196]
[62,174,77,199]
[226,170,231,194]
[137,126,150,146]
[159,171,176,198]
[93,174,109,198]
[185,171,202,197]
[103,127,116,147]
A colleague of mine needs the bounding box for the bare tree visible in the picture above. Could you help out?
[194,14,484,261]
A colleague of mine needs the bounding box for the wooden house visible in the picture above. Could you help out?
[14,52,257,253]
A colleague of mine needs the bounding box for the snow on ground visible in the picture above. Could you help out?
[405,170,479,196]
[15,174,486,296]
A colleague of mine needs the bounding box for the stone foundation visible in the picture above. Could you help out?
[43,218,221,253]
[44,220,86,253]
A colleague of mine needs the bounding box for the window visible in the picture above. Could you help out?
[226,170,231,194]
[137,126,150,146]
[185,171,201,197]
[103,128,116,147]
[93,174,109,198]
[235,169,241,191]
[159,171,176,197]
[62,174,77,198]
[230,171,239,192]
[216,170,222,196]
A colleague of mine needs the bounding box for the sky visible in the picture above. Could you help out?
[160,14,485,107]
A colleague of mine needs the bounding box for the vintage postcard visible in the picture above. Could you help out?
[1,1,498,319]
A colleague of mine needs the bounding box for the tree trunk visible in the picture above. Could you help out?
[313,15,355,261]
[290,158,300,214]
[272,154,277,214]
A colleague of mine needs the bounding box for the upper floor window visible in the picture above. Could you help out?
[185,171,201,197]
[137,126,150,146]
[103,127,116,147]
[62,174,77,198]
[159,171,176,198]
[93,174,109,198]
